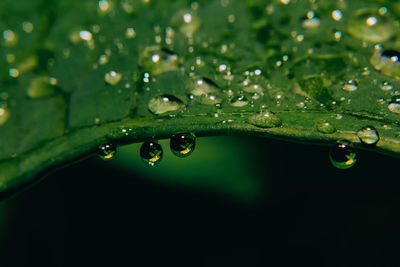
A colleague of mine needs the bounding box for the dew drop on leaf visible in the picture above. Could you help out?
[140,141,163,166]
[357,126,380,146]
[388,96,400,114]
[104,71,122,85]
[170,132,196,158]
[148,94,185,115]
[139,46,179,76]
[186,77,223,105]
[0,104,10,126]
[27,76,57,99]
[347,9,394,42]
[248,111,282,128]
[371,49,400,78]
[230,95,249,107]
[329,140,357,169]
[380,81,393,91]
[98,143,117,160]
[342,80,359,92]
[316,121,336,134]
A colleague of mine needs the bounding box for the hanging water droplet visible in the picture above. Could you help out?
[388,96,400,114]
[248,111,282,128]
[140,141,163,166]
[342,80,358,92]
[170,132,196,158]
[230,95,249,107]
[316,121,336,134]
[139,46,179,76]
[105,71,122,85]
[98,143,117,160]
[0,104,10,126]
[148,94,185,115]
[357,126,380,145]
[348,9,394,42]
[380,81,393,91]
[186,77,222,105]
[329,140,357,169]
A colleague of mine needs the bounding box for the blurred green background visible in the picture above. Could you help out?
[1,136,400,266]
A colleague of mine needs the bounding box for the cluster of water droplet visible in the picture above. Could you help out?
[97,132,196,166]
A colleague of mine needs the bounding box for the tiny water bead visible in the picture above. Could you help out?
[316,121,336,134]
[370,48,400,79]
[98,143,117,160]
[148,94,185,115]
[248,111,282,128]
[140,141,163,166]
[329,140,357,170]
[104,71,122,85]
[170,132,196,158]
[357,126,380,145]
[342,80,359,92]
[347,9,394,42]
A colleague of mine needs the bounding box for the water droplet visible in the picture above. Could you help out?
[380,81,393,91]
[230,95,249,107]
[99,0,111,12]
[79,30,93,41]
[371,49,400,79]
[388,96,400,114]
[332,10,343,21]
[348,9,394,42]
[121,0,135,14]
[105,71,122,85]
[329,140,357,170]
[9,68,19,78]
[3,29,17,46]
[98,143,116,160]
[171,10,201,36]
[316,121,336,134]
[342,80,358,92]
[248,111,282,128]
[148,94,185,115]
[27,76,57,99]
[357,126,380,145]
[301,11,320,29]
[22,22,34,33]
[125,27,136,39]
[139,46,179,75]
[0,104,10,126]
[140,141,163,166]
[186,77,222,105]
[170,132,196,158]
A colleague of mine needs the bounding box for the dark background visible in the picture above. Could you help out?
[0,136,399,266]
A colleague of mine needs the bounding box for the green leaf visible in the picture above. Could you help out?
[1,0,400,197]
